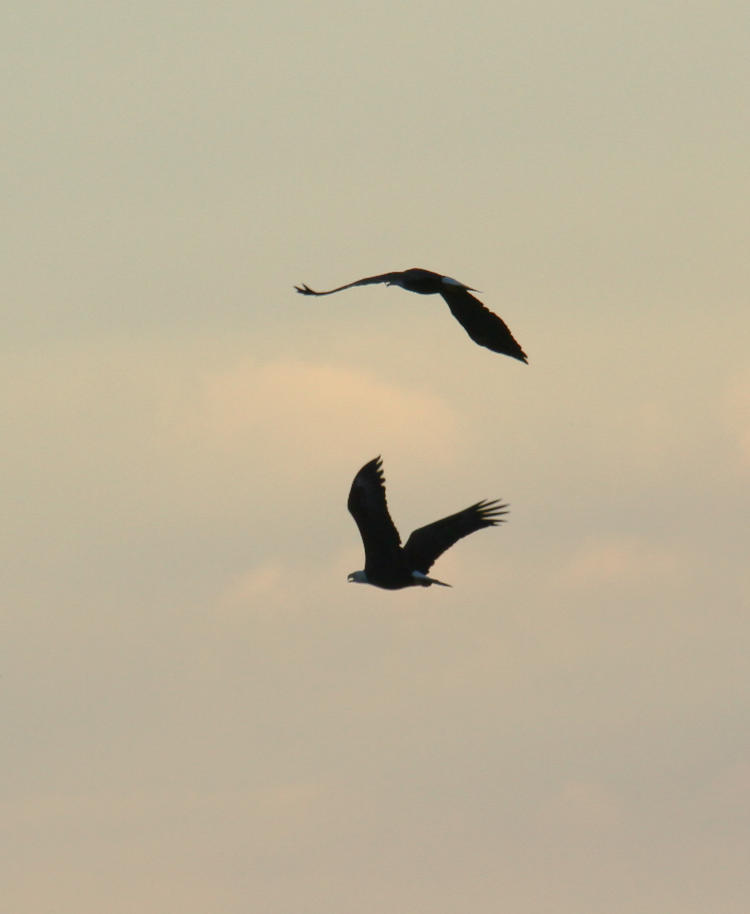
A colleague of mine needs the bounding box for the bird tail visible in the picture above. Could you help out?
[411,571,452,588]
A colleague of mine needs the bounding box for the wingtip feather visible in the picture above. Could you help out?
[473,498,509,525]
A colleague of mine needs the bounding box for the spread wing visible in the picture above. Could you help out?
[295,271,403,296]
[347,456,402,570]
[403,499,508,573]
[439,286,528,363]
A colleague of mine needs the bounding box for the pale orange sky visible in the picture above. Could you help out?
[4,1,750,911]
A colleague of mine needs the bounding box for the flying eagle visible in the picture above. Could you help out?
[347,456,508,589]
[295,267,527,363]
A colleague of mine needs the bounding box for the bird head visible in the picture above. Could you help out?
[347,570,368,584]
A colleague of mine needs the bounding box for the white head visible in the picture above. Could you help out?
[347,570,368,584]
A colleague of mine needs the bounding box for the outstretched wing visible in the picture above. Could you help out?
[347,456,402,570]
[403,499,508,573]
[439,286,528,363]
[295,271,403,296]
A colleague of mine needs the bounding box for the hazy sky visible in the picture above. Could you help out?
[4,1,750,911]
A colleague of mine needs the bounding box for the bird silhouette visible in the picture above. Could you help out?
[296,267,527,363]
[347,456,508,589]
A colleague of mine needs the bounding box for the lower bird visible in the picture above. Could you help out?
[347,456,508,589]
[295,267,527,363]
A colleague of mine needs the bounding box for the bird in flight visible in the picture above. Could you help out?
[295,267,528,363]
[347,456,508,589]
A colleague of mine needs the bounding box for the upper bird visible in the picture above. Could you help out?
[347,456,508,590]
[295,267,528,363]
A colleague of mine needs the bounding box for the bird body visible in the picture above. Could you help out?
[347,456,508,590]
[296,267,527,362]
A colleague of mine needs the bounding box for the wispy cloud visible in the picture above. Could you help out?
[558,537,682,590]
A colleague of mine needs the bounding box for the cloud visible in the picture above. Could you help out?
[558,536,681,590]
[1,338,461,529]
[722,367,750,472]
[219,561,286,608]
[190,356,461,475]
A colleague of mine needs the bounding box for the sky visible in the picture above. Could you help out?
[3,0,750,911]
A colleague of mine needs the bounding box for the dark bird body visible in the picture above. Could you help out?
[296,267,527,363]
[347,456,508,589]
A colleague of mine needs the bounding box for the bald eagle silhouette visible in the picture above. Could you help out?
[347,456,508,589]
[295,267,527,363]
